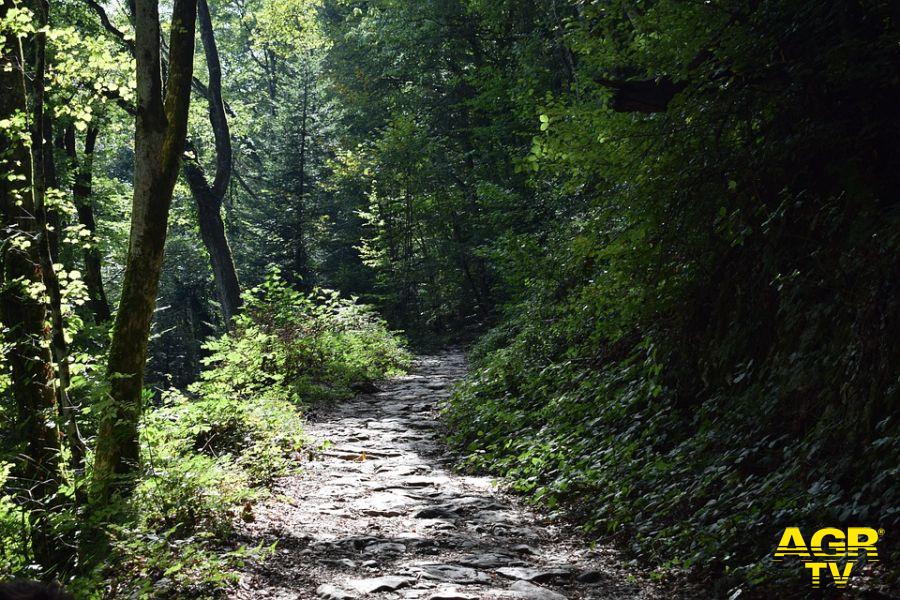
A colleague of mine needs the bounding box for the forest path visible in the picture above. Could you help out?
[230,352,667,600]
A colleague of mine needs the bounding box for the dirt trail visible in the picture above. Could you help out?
[230,352,672,600]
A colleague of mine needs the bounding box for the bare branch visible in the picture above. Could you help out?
[79,0,135,54]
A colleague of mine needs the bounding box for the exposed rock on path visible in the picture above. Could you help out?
[230,353,674,599]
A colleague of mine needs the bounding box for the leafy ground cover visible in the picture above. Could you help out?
[1,273,409,597]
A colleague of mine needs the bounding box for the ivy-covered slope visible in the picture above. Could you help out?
[444,0,900,594]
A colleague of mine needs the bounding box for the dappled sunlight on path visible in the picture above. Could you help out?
[230,353,672,600]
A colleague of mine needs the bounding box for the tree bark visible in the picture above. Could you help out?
[0,0,62,567]
[293,63,309,284]
[184,165,242,325]
[26,0,85,473]
[40,112,60,262]
[65,125,112,324]
[265,48,278,113]
[91,0,197,501]
[184,0,241,326]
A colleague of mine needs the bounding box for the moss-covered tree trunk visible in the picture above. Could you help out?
[0,0,62,567]
[91,0,197,500]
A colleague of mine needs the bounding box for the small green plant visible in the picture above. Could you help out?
[90,270,410,596]
[100,526,258,598]
[0,462,29,577]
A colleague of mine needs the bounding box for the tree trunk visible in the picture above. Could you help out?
[265,48,277,113]
[0,0,62,567]
[65,125,112,324]
[184,0,241,326]
[184,165,242,325]
[27,0,85,473]
[293,63,309,284]
[41,112,61,262]
[91,0,197,501]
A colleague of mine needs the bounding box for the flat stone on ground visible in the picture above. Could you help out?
[350,576,414,594]
[316,583,357,599]
[427,588,478,600]
[495,567,571,583]
[363,541,407,556]
[508,581,568,600]
[417,563,489,584]
[455,552,524,569]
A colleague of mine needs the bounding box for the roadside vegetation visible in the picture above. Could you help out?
[1,273,408,596]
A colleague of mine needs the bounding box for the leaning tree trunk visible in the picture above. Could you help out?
[91,0,197,501]
[184,0,241,326]
[0,0,62,568]
[184,167,242,325]
[65,125,112,324]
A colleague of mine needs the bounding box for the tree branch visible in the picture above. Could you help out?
[233,167,261,202]
[80,0,135,54]
[79,0,236,117]
[99,86,137,115]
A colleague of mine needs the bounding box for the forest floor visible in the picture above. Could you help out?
[229,352,694,600]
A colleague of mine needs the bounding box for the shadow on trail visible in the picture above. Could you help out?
[229,353,674,600]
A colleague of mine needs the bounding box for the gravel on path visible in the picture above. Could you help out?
[229,352,688,600]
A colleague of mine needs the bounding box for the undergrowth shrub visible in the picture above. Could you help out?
[0,462,28,576]
[97,528,256,599]
[448,288,900,595]
[201,270,410,404]
[87,272,409,597]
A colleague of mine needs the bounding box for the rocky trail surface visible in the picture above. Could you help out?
[230,352,679,600]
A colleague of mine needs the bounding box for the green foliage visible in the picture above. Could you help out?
[450,314,900,587]
[319,0,512,335]
[202,269,410,403]
[1,269,406,595]
[137,412,257,534]
[3,0,897,595]
[440,0,900,592]
[96,528,256,599]
[90,270,408,596]
[0,463,28,576]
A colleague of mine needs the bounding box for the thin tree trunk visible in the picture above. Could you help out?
[41,112,61,262]
[65,125,112,323]
[0,0,62,568]
[184,0,241,326]
[92,0,197,501]
[186,286,215,351]
[293,64,309,283]
[27,0,85,473]
[185,166,242,325]
[265,48,277,113]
